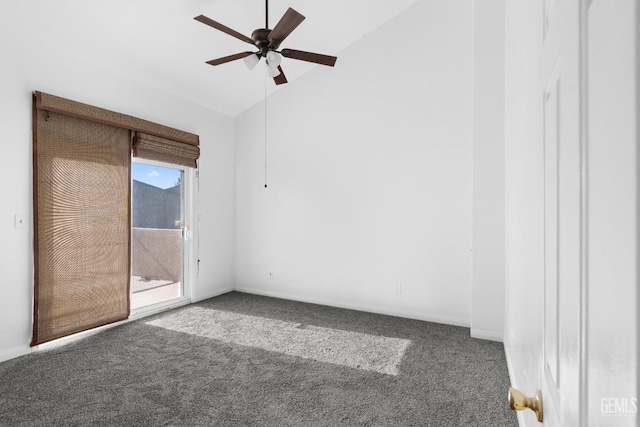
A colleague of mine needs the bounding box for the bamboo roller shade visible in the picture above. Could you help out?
[32,91,200,345]
[32,108,131,345]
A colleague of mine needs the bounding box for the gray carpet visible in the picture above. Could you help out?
[0,292,517,426]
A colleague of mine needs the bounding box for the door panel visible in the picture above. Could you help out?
[586,0,638,425]
[541,1,582,425]
[505,0,638,425]
[131,161,185,309]
[504,2,546,424]
[543,74,560,392]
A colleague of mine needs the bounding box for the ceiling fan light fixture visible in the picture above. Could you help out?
[243,53,260,70]
[195,3,337,85]
[265,51,282,67]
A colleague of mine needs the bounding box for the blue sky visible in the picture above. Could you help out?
[132,162,181,189]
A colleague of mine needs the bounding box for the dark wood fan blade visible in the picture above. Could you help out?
[273,66,288,85]
[194,15,254,45]
[206,52,256,66]
[281,49,337,67]
[268,8,305,45]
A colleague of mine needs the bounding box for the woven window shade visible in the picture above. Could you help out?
[133,132,200,168]
[32,107,131,346]
[34,91,200,169]
[35,91,199,146]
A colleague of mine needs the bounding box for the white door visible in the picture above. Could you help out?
[585,0,638,424]
[504,0,638,426]
[539,0,582,424]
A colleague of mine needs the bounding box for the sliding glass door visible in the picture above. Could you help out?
[130,160,185,309]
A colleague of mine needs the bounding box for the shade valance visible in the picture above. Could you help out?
[34,91,199,148]
[133,132,200,168]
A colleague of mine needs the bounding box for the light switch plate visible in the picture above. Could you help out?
[14,214,27,229]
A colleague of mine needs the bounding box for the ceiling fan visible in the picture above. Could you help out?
[194,0,337,85]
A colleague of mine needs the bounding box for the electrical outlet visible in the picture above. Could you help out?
[395,284,403,295]
[267,271,273,279]
[14,214,27,229]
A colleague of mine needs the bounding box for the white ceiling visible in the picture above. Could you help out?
[9,0,418,117]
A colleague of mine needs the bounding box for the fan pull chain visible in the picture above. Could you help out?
[264,68,268,188]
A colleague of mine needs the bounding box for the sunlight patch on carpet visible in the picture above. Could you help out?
[146,307,411,376]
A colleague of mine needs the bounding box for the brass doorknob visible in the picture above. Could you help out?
[508,387,543,422]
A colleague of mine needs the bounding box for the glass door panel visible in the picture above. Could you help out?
[130,161,184,309]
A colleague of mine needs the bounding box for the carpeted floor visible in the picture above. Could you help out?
[0,292,517,426]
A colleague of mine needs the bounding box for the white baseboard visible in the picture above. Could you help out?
[234,286,471,328]
[0,344,31,364]
[0,287,479,365]
[470,328,504,342]
[1,295,196,365]
[192,286,234,303]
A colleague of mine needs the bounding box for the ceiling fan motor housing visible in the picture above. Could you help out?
[251,29,280,56]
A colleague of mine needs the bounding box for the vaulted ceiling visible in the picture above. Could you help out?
[8,0,418,116]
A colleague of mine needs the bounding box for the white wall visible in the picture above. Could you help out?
[0,23,235,361]
[471,0,506,341]
[0,0,511,364]
[234,0,474,326]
